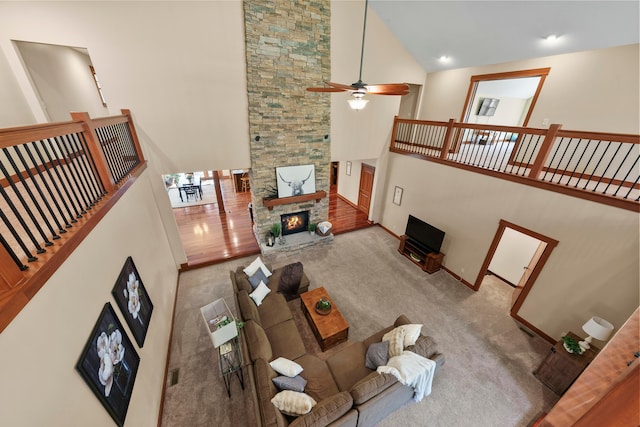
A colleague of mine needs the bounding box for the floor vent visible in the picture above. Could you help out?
[170,368,180,386]
[519,327,535,337]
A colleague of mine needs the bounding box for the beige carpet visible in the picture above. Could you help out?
[161,227,559,427]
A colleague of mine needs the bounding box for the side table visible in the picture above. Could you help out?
[219,336,244,397]
[533,331,598,395]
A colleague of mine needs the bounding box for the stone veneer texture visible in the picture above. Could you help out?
[243,0,331,244]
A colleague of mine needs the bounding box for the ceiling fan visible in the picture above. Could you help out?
[306,0,410,110]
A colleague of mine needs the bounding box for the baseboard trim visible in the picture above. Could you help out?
[442,266,476,290]
[511,312,556,344]
[336,193,360,210]
[157,272,182,426]
[487,270,517,288]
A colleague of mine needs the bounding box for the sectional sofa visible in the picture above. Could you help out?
[230,263,445,427]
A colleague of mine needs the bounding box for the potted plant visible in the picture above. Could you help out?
[270,222,281,238]
[315,297,331,315]
[308,222,316,235]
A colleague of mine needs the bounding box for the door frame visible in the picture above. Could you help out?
[474,219,558,322]
[357,163,375,215]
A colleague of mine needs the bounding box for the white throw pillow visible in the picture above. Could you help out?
[270,357,303,377]
[249,281,271,306]
[271,390,316,416]
[382,327,406,358]
[399,324,423,347]
[243,257,272,278]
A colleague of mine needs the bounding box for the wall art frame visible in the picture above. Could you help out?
[393,186,403,206]
[345,161,352,176]
[76,302,140,427]
[112,256,153,347]
[276,164,316,198]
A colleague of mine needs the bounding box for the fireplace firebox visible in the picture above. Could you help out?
[281,211,309,236]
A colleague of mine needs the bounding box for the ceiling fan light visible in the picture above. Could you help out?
[348,98,369,110]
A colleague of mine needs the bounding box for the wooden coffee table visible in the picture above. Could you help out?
[300,287,349,351]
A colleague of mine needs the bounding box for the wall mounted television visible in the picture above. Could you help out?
[405,215,445,254]
[477,97,500,116]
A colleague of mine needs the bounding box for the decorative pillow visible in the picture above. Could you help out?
[270,357,303,377]
[365,340,390,370]
[382,327,406,358]
[244,257,272,278]
[273,375,307,393]
[249,281,271,306]
[249,268,269,289]
[278,262,304,295]
[398,324,423,347]
[271,390,316,416]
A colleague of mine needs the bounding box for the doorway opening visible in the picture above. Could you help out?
[474,220,558,320]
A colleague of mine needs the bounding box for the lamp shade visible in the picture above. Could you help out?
[582,316,614,341]
[348,98,369,110]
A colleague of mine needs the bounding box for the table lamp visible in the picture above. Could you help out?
[579,316,614,351]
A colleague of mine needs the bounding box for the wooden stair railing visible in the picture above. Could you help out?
[0,109,146,333]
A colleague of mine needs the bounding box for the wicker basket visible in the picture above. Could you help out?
[315,221,333,237]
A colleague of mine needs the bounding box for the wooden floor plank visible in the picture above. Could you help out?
[173,180,373,270]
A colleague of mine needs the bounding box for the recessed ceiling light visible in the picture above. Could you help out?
[439,55,450,62]
[544,34,560,42]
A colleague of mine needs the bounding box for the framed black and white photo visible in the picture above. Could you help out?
[112,257,153,347]
[76,303,140,427]
[276,164,316,198]
[345,161,352,176]
[393,186,403,206]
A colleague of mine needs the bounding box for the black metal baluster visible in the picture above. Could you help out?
[18,144,68,234]
[560,138,582,186]
[0,176,46,255]
[613,154,638,198]
[95,127,118,182]
[105,125,125,181]
[582,140,611,191]
[76,132,107,196]
[68,133,100,203]
[0,205,37,262]
[566,139,593,188]
[0,230,29,270]
[542,137,567,183]
[4,147,58,243]
[59,134,91,210]
[601,143,630,195]
[593,142,622,193]
[30,140,76,225]
[49,136,86,216]
[523,135,542,177]
[42,137,83,219]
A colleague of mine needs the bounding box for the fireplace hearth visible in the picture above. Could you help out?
[281,211,309,236]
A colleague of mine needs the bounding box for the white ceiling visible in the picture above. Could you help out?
[368,1,640,72]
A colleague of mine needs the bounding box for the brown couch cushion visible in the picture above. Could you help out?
[278,262,304,295]
[265,319,306,361]
[258,292,293,329]
[237,290,261,325]
[254,358,280,427]
[294,354,340,403]
[234,267,253,293]
[326,342,372,392]
[406,335,439,359]
[245,320,273,363]
[349,372,397,405]
[289,391,353,427]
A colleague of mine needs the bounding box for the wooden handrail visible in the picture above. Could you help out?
[528,124,562,179]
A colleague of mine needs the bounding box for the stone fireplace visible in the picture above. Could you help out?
[243,0,332,259]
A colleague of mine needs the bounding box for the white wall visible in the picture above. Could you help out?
[420,44,640,133]
[330,1,426,162]
[0,171,177,426]
[489,227,542,285]
[0,46,34,126]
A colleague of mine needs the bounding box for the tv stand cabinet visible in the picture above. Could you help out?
[398,235,444,274]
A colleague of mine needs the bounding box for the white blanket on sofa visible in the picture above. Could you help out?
[376,350,436,402]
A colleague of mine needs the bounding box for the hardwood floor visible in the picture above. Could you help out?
[173,180,372,270]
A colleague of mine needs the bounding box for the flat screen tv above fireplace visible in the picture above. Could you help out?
[405,215,445,254]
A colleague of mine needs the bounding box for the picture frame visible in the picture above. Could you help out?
[112,256,153,347]
[393,186,403,206]
[276,164,316,198]
[76,303,140,427]
[345,161,352,176]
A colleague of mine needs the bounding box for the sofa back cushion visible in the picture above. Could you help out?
[238,290,261,325]
[349,372,397,405]
[406,335,439,359]
[234,267,253,293]
[289,391,354,427]
[254,358,280,427]
[245,320,273,363]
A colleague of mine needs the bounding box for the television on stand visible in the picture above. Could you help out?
[399,215,446,274]
[405,215,445,254]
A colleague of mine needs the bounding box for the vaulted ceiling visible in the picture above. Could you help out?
[369,1,639,72]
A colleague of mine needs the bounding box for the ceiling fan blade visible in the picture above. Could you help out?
[364,83,410,95]
[325,81,358,91]
[306,87,346,92]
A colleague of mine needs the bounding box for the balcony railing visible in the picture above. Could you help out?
[0,109,146,332]
[390,118,639,211]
